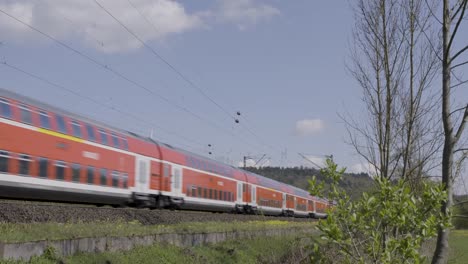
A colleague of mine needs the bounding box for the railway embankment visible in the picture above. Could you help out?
[0,199,317,262]
[0,220,317,262]
[0,200,311,225]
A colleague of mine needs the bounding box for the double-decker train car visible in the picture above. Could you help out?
[0,88,330,218]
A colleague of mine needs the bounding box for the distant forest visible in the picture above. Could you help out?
[244,166,375,200]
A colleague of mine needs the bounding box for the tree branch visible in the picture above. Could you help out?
[424,0,443,25]
[454,104,468,144]
[454,148,468,153]
[453,215,468,218]
[451,44,468,63]
[450,79,468,89]
[451,60,468,70]
[450,106,468,116]
[447,1,468,52]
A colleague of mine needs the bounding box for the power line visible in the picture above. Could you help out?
[121,0,294,163]
[94,0,236,121]
[0,7,263,153]
[0,60,206,151]
[0,5,297,166]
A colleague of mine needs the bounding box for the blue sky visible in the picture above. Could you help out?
[0,0,466,191]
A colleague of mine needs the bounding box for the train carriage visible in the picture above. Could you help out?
[0,88,329,218]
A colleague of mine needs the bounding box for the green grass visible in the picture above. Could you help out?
[0,220,315,243]
[448,230,468,264]
[1,235,311,264]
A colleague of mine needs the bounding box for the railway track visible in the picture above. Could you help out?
[0,200,315,225]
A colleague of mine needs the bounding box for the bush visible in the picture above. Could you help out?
[309,159,450,263]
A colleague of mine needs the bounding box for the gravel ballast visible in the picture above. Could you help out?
[0,200,312,225]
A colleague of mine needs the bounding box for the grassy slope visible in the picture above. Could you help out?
[448,230,468,264]
[1,225,465,263]
[2,235,312,264]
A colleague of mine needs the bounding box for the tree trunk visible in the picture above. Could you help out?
[431,0,453,262]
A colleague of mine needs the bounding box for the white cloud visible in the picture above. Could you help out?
[0,0,280,53]
[295,119,325,136]
[0,0,204,53]
[216,0,280,30]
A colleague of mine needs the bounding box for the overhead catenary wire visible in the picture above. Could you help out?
[121,0,297,165]
[0,60,207,152]
[124,0,279,155]
[94,0,237,121]
[0,8,225,134]
[0,7,265,155]
[0,5,300,167]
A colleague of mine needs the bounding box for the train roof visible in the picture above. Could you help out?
[0,88,137,138]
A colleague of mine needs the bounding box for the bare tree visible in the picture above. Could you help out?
[346,0,441,182]
[432,0,468,263]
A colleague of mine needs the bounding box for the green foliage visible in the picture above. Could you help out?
[309,158,450,264]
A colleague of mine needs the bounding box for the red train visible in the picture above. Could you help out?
[0,88,330,218]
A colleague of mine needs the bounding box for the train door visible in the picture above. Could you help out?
[135,157,149,193]
[251,185,257,205]
[294,196,297,210]
[171,165,182,196]
[243,183,251,203]
[237,182,243,203]
[150,161,161,190]
[161,163,171,192]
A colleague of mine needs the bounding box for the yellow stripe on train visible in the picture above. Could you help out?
[37,128,84,143]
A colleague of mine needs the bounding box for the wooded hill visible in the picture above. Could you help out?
[244,166,375,200]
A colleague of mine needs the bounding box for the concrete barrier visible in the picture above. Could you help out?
[0,227,316,261]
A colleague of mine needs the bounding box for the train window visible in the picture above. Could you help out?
[100,168,107,186]
[71,164,80,182]
[111,134,120,148]
[55,115,67,134]
[98,129,108,145]
[197,187,202,197]
[19,105,32,124]
[0,151,9,173]
[112,171,119,187]
[55,161,66,180]
[209,189,213,199]
[219,190,223,200]
[122,138,129,150]
[122,173,128,188]
[203,188,207,198]
[0,98,12,119]
[224,192,228,201]
[71,121,82,138]
[191,186,196,197]
[39,111,51,129]
[18,154,31,176]
[163,164,169,177]
[86,167,95,184]
[214,189,217,200]
[85,124,96,142]
[38,158,48,178]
